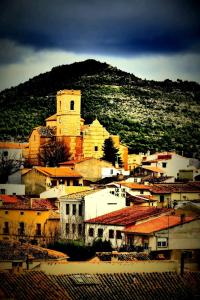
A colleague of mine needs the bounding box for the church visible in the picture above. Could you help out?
[24,90,128,169]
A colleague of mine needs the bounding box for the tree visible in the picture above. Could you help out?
[0,153,22,183]
[39,140,71,167]
[102,137,123,167]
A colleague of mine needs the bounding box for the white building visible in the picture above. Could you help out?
[0,184,25,195]
[142,152,194,178]
[85,206,169,248]
[59,187,127,240]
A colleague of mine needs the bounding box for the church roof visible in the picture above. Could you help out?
[45,114,57,121]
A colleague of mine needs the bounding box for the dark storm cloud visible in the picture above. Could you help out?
[0,0,199,62]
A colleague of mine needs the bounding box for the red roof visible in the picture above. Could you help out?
[150,183,200,194]
[124,215,196,234]
[85,206,170,226]
[34,167,82,178]
[0,197,57,210]
[0,195,18,203]
[120,182,151,190]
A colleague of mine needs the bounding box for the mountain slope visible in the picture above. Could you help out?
[1,59,200,157]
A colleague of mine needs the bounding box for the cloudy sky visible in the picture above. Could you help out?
[0,0,199,91]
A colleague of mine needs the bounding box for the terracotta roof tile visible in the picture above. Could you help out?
[124,215,196,234]
[0,196,57,210]
[0,195,18,203]
[120,182,151,190]
[142,165,165,173]
[45,114,57,121]
[85,206,170,226]
[35,167,82,178]
[150,183,200,194]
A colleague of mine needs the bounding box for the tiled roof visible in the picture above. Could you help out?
[62,188,102,199]
[0,270,199,299]
[50,272,195,300]
[150,182,200,194]
[0,194,18,203]
[142,165,165,173]
[124,215,196,234]
[35,167,82,178]
[120,182,151,190]
[0,271,70,300]
[59,157,92,165]
[0,197,57,210]
[85,206,170,226]
[0,240,67,261]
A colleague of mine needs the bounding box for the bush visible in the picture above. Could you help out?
[47,239,113,261]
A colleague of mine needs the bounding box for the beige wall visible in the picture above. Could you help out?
[148,219,200,251]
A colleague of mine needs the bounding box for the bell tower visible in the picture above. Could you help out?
[56,90,81,136]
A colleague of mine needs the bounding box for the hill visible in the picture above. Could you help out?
[1,59,200,157]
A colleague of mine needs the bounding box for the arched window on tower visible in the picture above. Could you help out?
[70,100,75,110]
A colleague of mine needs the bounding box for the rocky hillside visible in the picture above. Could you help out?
[1,59,200,157]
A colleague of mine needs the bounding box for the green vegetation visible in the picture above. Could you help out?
[1,59,200,158]
[102,137,123,166]
[47,239,112,261]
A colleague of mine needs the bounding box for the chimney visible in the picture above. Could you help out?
[180,214,185,224]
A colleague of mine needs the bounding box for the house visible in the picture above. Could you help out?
[142,152,198,178]
[84,206,170,248]
[40,184,91,199]
[23,89,128,169]
[150,182,200,207]
[22,166,83,195]
[108,182,152,197]
[0,183,25,195]
[0,195,60,245]
[59,186,127,240]
[127,153,143,171]
[124,215,200,261]
[0,142,27,161]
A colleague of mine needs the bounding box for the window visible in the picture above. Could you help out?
[72,224,76,235]
[66,223,69,236]
[70,100,75,110]
[66,204,70,215]
[20,211,24,215]
[94,146,98,151]
[116,230,122,239]
[78,224,82,236]
[0,189,6,194]
[126,198,131,206]
[160,195,164,203]
[3,222,9,234]
[36,224,41,236]
[88,228,94,237]
[157,237,168,248]
[72,204,76,215]
[109,229,114,239]
[79,204,82,216]
[140,190,144,194]
[98,228,103,238]
[3,151,8,157]
[110,169,114,175]
[18,222,25,235]
[162,162,167,168]
[60,101,61,110]
[73,180,79,186]
[5,211,8,215]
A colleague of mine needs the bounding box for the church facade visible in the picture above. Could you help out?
[24,90,128,169]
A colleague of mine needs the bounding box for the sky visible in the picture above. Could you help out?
[0,0,200,91]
